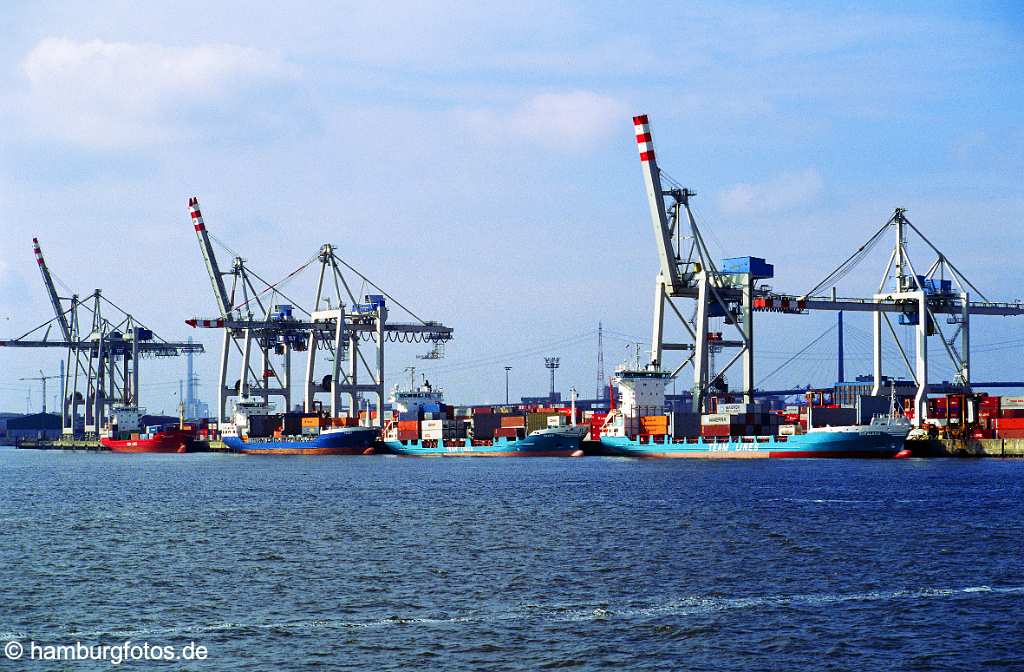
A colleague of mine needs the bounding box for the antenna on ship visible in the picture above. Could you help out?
[596,322,605,400]
[404,366,416,391]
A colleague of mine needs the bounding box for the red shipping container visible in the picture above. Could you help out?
[494,427,520,438]
[995,417,1024,430]
[397,420,419,431]
[500,416,526,428]
[996,429,1024,439]
[397,429,419,441]
[701,425,730,437]
[999,409,1024,419]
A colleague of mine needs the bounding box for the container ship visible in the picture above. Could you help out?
[221,399,378,455]
[598,368,911,458]
[100,405,195,453]
[382,380,587,456]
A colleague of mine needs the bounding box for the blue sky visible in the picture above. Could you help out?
[1,1,1022,413]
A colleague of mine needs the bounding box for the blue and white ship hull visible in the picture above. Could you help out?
[600,427,905,458]
[224,426,379,455]
[384,427,587,457]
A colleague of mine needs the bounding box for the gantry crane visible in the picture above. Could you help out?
[633,114,763,412]
[189,196,305,422]
[187,197,453,424]
[632,113,1024,421]
[1,238,204,436]
[760,208,1024,421]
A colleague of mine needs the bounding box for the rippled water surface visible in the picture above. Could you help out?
[2,448,1023,670]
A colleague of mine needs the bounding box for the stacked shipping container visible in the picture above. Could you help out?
[700,411,781,437]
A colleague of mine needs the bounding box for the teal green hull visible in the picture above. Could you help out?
[600,430,904,458]
[385,430,584,456]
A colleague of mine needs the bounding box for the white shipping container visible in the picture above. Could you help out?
[779,424,799,436]
[702,413,732,425]
[785,406,801,414]
[1001,397,1024,409]
[719,403,764,415]
[547,415,566,427]
[421,420,443,430]
[421,428,443,440]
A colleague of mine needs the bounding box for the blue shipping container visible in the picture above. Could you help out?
[720,256,774,279]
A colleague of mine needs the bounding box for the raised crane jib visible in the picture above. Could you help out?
[31,238,71,341]
[633,115,682,292]
[188,197,232,318]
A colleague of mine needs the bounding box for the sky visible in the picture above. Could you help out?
[0,1,1022,414]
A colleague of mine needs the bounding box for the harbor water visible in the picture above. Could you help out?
[2,447,1022,670]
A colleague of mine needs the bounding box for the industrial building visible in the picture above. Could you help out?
[6,413,62,441]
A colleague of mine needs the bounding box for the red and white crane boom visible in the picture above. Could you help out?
[188,197,232,318]
[633,115,682,292]
[32,238,71,341]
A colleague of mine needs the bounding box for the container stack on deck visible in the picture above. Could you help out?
[391,402,584,442]
[700,403,780,437]
[496,415,524,439]
[469,409,501,439]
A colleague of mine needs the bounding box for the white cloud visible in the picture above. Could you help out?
[718,169,824,216]
[17,38,295,148]
[458,91,626,151]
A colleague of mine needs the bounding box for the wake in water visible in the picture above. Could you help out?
[14,585,1021,642]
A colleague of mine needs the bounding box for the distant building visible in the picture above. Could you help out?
[520,393,562,405]
[834,375,916,408]
[187,400,210,421]
[6,413,62,441]
[0,412,22,444]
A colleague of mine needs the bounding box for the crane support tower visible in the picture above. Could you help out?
[633,114,760,412]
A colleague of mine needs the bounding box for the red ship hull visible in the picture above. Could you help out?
[101,431,191,453]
